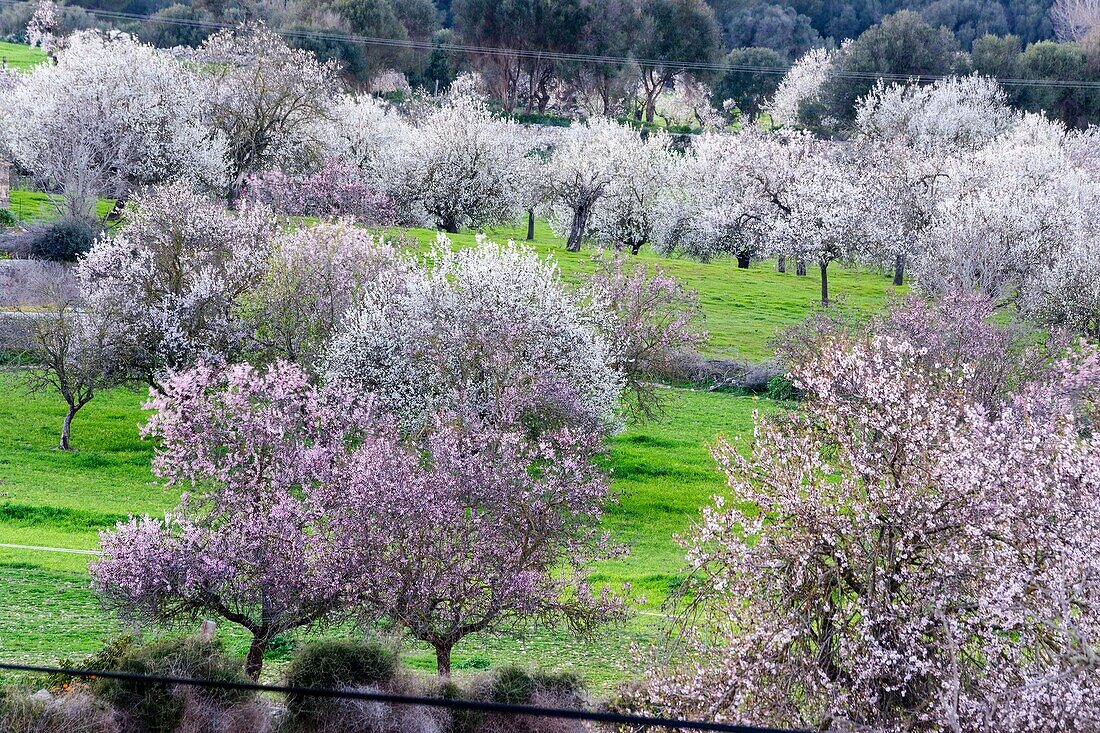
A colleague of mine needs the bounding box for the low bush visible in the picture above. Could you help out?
[458,667,587,733]
[0,209,16,228]
[486,667,584,707]
[764,373,802,401]
[282,638,399,725]
[88,636,252,733]
[0,688,120,733]
[0,217,101,261]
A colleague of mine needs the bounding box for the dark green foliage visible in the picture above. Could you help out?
[716,2,822,58]
[288,23,372,80]
[88,636,250,733]
[488,666,585,705]
[787,0,883,41]
[1016,40,1100,127]
[0,209,15,228]
[283,638,399,723]
[412,29,459,91]
[818,10,963,123]
[713,46,785,116]
[917,0,1009,49]
[765,373,802,401]
[1,217,101,262]
[336,0,413,76]
[971,32,1024,76]
[138,4,216,48]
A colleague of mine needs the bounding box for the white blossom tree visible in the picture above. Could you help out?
[855,75,1019,154]
[542,118,638,252]
[765,46,835,127]
[586,130,676,254]
[651,131,771,267]
[0,31,224,219]
[914,114,1086,301]
[192,23,341,202]
[325,235,623,437]
[77,182,276,388]
[380,86,527,233]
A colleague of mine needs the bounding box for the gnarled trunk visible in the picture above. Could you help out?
[566,206,589,252]
[434,644,452,678]
[736,253,751,269]
[777,255,786,273]
[796,258,807,276]
[527,209,535,241]
[245,632,269,680]
[820,261,829,307]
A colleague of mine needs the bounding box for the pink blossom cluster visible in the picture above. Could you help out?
[92,360,621,678]
[242,160,397,225]
[636,305,1100,731]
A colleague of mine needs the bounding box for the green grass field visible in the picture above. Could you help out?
[398,219,902,361]
[0,41,46,71]
[6,190,117,224]
[0,220,900,689]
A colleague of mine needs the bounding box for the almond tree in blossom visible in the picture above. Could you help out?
[92,362,375,679]
[94,361,623,679]
[325,236,623,437]
[633,302,1100,731]
[0,31,224,219]
[77,183,276,388]
[193,22,341,203]
[542,117,637,252]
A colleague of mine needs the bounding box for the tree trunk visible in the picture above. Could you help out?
[444,219,460,234]
[435,644,452,678]
[893,253,906,286]
[631,241,643,255]
[527,209,535,241]
[525,63,535,115]
[245,633,269,680]
[566,207,588,252]
[736,253,751,269]
[820,261,829,307]
[796,258,806,276]
[777,255,786,273]
[59,404,76,451]
[105,196,127,222]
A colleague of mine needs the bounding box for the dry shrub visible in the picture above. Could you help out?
[301,683,447,733]
[0,690,121,733]
[173,686,275,733]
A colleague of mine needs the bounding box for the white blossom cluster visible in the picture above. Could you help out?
[325,235,623,436]
[765,46,836,127]
[0,31,225,218]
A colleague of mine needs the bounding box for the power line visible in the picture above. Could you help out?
[3,0,1100,90]
[0,661,802,733]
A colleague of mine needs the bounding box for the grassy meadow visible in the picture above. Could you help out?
[0,40,45,70]
[0,216,902,688]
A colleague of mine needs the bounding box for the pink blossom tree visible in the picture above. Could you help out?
[330,423,624,677]
[241,159,397,225]
[239,221,404,371]
[95,360,624,680]
[583,251,708,419]
[91,361,375,679]
[634,325,1100,731]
